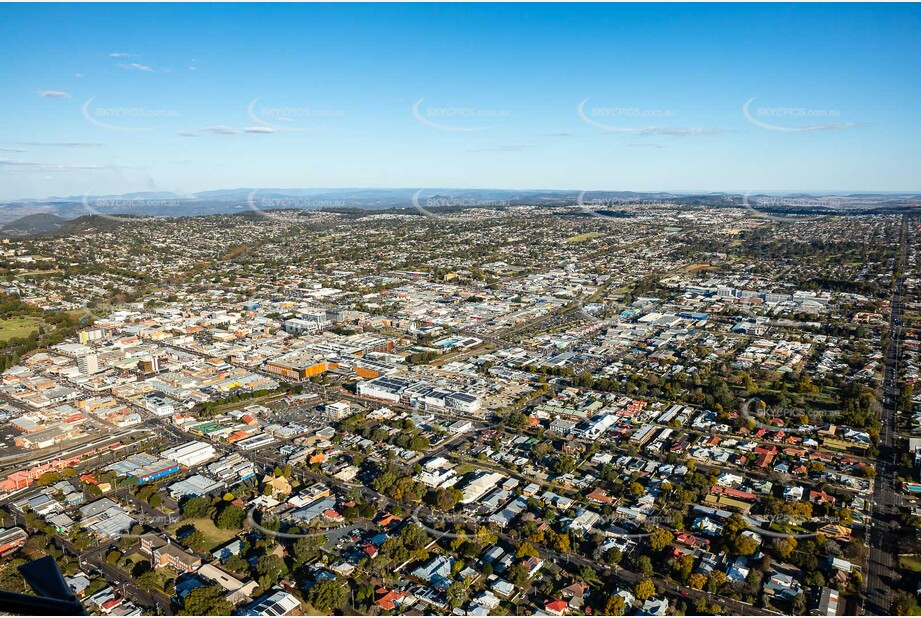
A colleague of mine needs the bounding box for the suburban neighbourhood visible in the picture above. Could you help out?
[0,200,917,616]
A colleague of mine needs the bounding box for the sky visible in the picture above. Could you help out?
[0,3,919,200]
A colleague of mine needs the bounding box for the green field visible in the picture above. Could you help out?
[0,318,41,342]
[563,232,604,243]
[166,517,240,552]
[899,555,921,572]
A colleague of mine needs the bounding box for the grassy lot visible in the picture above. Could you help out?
[14,269,63,278]
[900,555,921,572]
[166,517,240,552]
[768,522,810,535]
[125,551,147,565]
[0,317,41,342]
[563,232,604,243]
[454,463,479,476]
[301,601,327,616]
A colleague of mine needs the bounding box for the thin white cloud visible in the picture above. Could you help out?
[542,132,574,137]
[794,122,857,132]
[179,125,239,137]
[109,52,137,58]
[74,73,84,78]
[38,163,106,171]
[637,127,725,136]
[117,62,155,72]
[188,66,198,71]
[40,90,71,98]
[625,142,666,149]
[177,122,303,137]
[200,126,237,135]
[0,147,27,153]
[0,158,104,171]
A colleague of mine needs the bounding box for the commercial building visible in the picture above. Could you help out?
[77,354,99,375]
[237,433,276,451]
[141,393,175,417]
[357,376,413,403]
[138,356,159,374]
[0,527,27,556]
[264,350,332,380]
[78,328,107,345]
[160,441,217,468]
[445,391,482,415]
[284,314,327,335]
[325,401,350,420]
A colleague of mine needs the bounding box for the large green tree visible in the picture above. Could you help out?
[181,584,233,616]
[214,504,245,530]
[309,579,347,612]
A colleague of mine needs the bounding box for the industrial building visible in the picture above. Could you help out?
[459,471,506,504]
[79,498,136,538]
[206,453,256,486]
[107,452,181,483]
[167,474,226,499]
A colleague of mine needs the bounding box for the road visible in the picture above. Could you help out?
[75,541,173,615]
[492,522,778,616]
[6,509,174,614]
[251,438,774,615]
[864,215,908,616]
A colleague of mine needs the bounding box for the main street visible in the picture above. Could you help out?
[864,215,908,615]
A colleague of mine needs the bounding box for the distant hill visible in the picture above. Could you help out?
[0,213,69,237]
[0,188,918,223]
[0,213,135,238]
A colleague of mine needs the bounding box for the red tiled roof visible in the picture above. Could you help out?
[545,599,568,612]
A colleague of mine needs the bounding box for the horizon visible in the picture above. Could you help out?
[1,3,920,200]
[9,186,921,205]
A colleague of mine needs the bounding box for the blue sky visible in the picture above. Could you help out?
[0,3,919,199]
